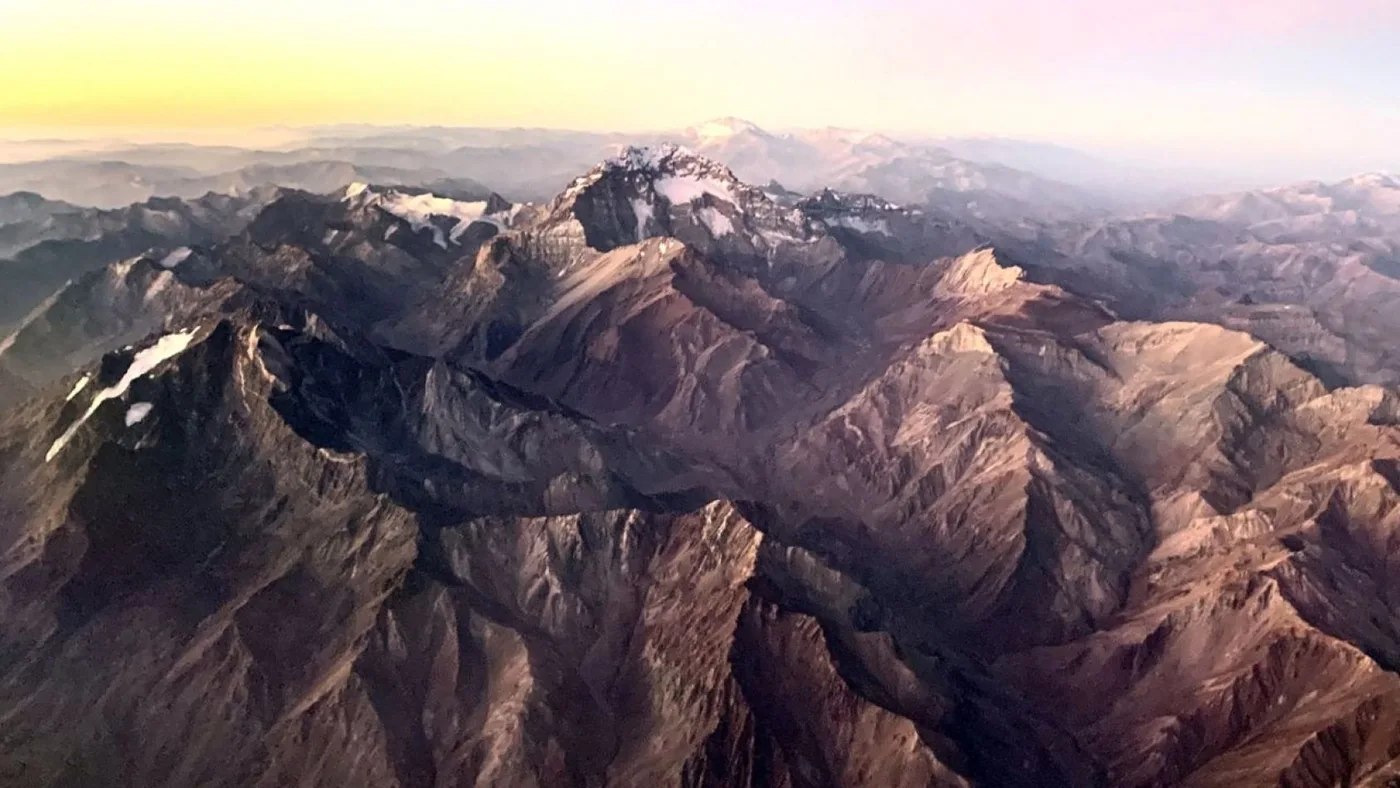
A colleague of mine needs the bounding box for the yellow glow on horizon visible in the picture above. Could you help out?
[0,0,1394,174]
[0,1,651,129]
[2,15,495,127]
[0,0,940,132]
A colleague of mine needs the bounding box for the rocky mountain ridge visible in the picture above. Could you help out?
[3,149,1400,787]
[1015,171,1400,390]
[0,189,279,334]
[6,119,1110,222]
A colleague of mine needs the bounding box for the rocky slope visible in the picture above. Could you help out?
[0,189,278,332]
[0,182,520,402]
[1017,173,1400,389]
[3,149,1400,787]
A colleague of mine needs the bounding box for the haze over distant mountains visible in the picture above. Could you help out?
[4,118,1373,213]
[4,119,1400,787]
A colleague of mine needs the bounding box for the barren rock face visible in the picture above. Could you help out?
[4,150,1400,787]
[1017,173,1400,389]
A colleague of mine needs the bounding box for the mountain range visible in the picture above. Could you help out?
[2,141,1400,787]
[1019,171,1400,388]
[0,119,1124,218]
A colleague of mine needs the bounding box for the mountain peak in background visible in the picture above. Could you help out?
[688,116,769,140]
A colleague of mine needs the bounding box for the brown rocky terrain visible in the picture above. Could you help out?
[2,149,1400,787]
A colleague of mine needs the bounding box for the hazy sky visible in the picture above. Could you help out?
[1,0,1396,175]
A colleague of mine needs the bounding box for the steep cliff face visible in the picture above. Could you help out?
[5,150,1400,787]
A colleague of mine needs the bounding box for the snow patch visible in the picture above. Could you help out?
[375,192,505,249]
[655,176,735,206]
[448,215,492,243]
[384,224,398,240]
[695,121,737,139]
[758,227,806,245]
[65,375,91,402]
[699,206,734,237]
[125,402,154,426]
[158,247,192,269]
[0,281,71,357]
[693,118,762,140]
[46,329,198,462]
[631,198,655,241]
[143,271,174,304]
[344,182,370,199]
[823,215,891,236]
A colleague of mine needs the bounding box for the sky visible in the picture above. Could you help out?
[0,0,1397,178]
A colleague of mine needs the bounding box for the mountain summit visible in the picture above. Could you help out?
[687,116,769,140]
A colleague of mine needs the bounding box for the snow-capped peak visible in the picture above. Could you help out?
[549,145,821,254]
[344,184,514,249]
[605,143,703,172]
[560,146,753,212]
[602,146,742,188]
[1343,172,1398,190]
[158,247,193,269]
[603,147,754,227]
[688,117,766,140]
